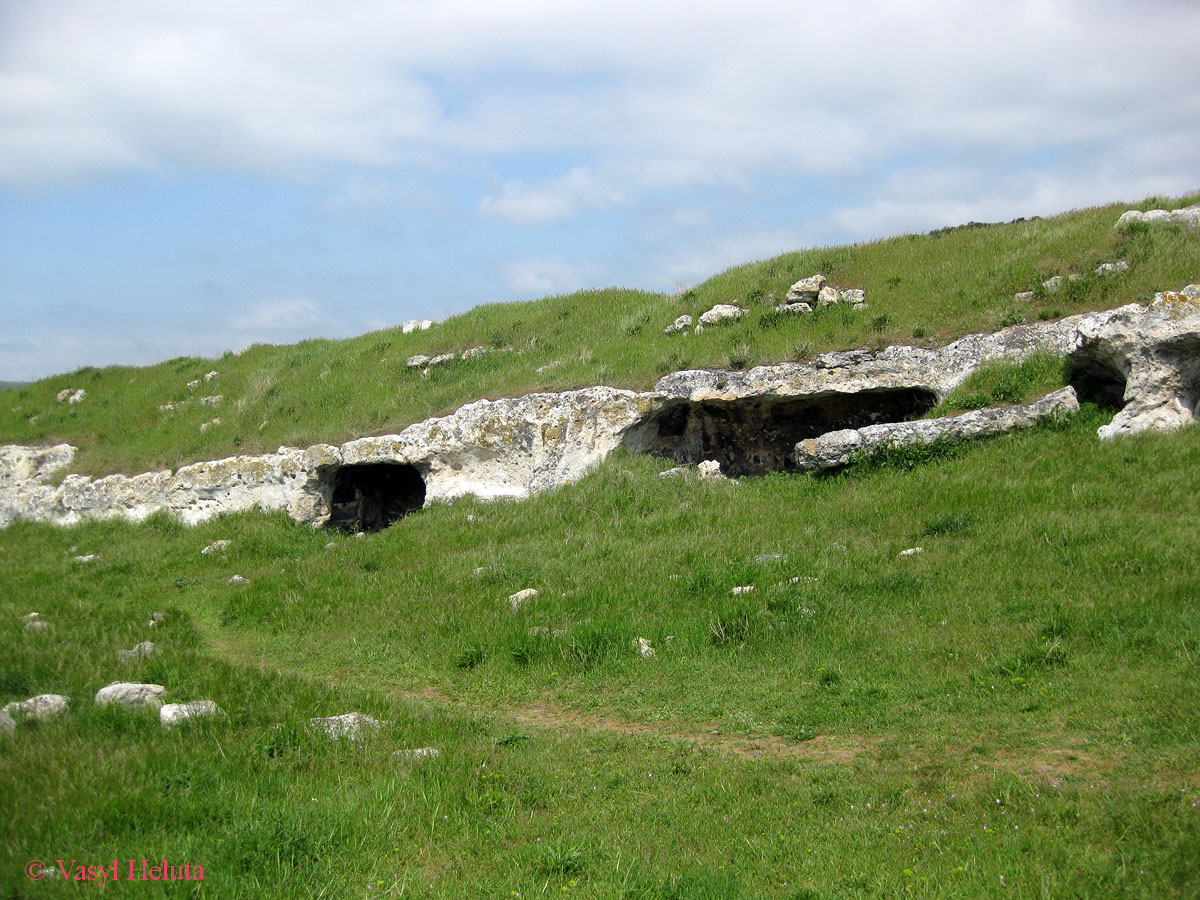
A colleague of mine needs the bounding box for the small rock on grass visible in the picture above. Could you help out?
[161,701,225,729]
[394,746,439,762]
[148,611,166,628]
[228,574,249,585]
[95,682,165,709]
[0,711,14,736]
[73,554,96,564]
[117,641,158,665]
[898,547,924,558]
[24,620,52,633]
[730,585,755,595]
[632,637,656,659]
[201,540,231,555]
[19,612,39,622]
[309,712,382,742]
[508,588,538,610]
[3,694,69,721]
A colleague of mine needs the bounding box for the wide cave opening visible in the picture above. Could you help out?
[326,463,426,532]
[623,387,940,477]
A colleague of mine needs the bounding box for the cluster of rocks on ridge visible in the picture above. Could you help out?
[407,345,488,372]
[664,274,867,335]
[2,283,1199,530]
[1115,205,1200,229]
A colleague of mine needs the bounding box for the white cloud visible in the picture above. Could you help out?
[479,166,625,225]
[227,299,330,334]
[502,258,599,297]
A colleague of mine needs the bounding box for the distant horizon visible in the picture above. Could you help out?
[3,1,1199,382]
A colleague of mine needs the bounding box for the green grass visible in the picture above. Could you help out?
[2,406,1199,898]
[2,193,1200,897]
[1,193,1198,478]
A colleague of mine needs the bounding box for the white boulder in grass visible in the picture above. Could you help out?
[160,701,225,729]
[508,588,539,610]
[0,711,14,735]
[898,547,924,558]
[664,314,694,334]
[95,682,165,709]
[697,304,745,326]
[632,637,656,659]
[785,274,825,303]
[309,712,383,742]
[3,694,69,721]
[201,540,231,555]
[394,746,440,762]
[228,574,249,585]
[24,620,52,633]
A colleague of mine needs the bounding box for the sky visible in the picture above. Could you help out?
[2,0,1199,382]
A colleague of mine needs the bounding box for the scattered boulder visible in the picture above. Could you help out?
[1095,261,1129,277]
[816,286,840,308]
[461,347,485,360]
[56,388,86,404]
[24,620,52,633]
[148,611,166,629]
[508,588,538,610]
[774,301,812,315]
[427,353,456,368]
[1043,274,1081,293]
[201,540,230,555]
[203,371,218,382]
[228,574,249,585]
[697,460,725,479]
[698,304,745,327]
[730,585,755,595]
[117,641,158,665]
[1014,291,1035,303]
[632,636,656,659]
[160,700,224,729]
[0,710,14,736]
[792,387,1080,471]
[199,418,220,432]
[3,694,69,721]
[786,274,826,304]
[839,289,868,309]
[187,379,200,391]
[898,547,924,558]
[95,682,165,709]
[402,319,434,333]
[19,612,39,622]
[406,354,431,368]
[665,314,694,335]
[73,553,96,563]
[325,541,337,550]
[198,395,222,408]
[657,466,689,478]
[394,746,440,762]
[309,711,382,742]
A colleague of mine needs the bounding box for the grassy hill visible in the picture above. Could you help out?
[2,194,1199,899]
[2,193,1199,478]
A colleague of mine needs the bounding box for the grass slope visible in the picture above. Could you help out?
[1,193,1198,478]
[2,409,1198,898]
[2,194,1199,898]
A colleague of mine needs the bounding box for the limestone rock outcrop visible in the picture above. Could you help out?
[1,289,1198,529]
[1115,206,1200,229]
[1070,287,1200,439]
[791,387,1080,471]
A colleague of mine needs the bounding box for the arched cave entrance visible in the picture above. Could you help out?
[623,387,940,477]
[326,463,426,532]
[1066,356,1128,410]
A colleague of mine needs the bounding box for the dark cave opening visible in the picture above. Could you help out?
[1066,358,1128,410]
[326,463,426,532]
[623,387,940,477]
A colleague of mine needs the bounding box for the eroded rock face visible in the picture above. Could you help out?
[791,387,1080,471]
[1070,288,1200,439]
[1,292,1197,529]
